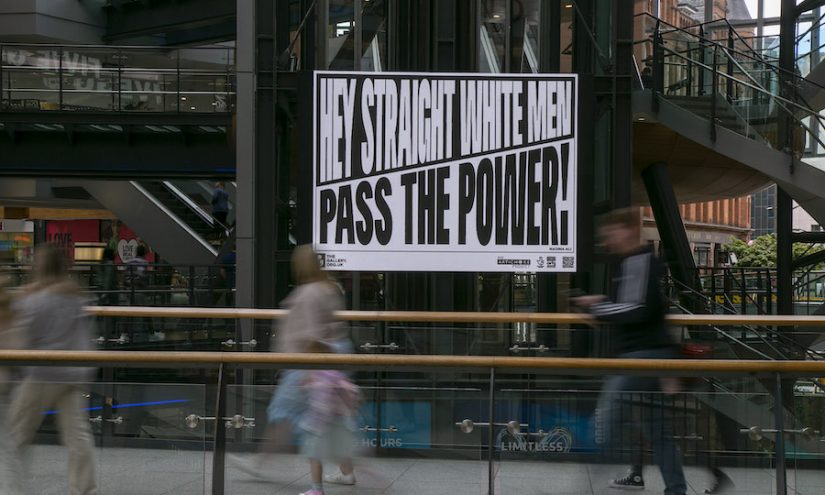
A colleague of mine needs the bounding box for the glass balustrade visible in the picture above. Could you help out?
[0,45,235,113]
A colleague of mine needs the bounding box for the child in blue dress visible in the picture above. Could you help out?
[298,341,360,495]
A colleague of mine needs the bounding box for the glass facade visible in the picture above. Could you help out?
[752,184,777,237]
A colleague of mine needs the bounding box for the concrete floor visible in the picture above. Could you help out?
[20,445,822,494]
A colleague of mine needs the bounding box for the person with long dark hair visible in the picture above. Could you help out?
[9,244,97,495]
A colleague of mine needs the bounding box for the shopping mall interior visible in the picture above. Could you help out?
[2,0,825,494]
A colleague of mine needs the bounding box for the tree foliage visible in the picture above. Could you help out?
[725,234,825,268]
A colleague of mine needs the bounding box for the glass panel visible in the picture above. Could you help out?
[788,377,825,495]
[493,373,783,494]
[224,370,488,494]
[0,45,234,113]
[348,319,576,357]
[12,380,206,494]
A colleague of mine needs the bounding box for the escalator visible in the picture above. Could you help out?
[74,180,231,265]
[136,181,216,241]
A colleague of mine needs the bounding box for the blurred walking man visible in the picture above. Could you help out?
[573,208,686,495]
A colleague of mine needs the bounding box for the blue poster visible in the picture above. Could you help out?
[357,401,431,449]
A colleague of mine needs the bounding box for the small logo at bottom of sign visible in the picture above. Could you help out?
[321,253,347,268]
[497,426,573,453]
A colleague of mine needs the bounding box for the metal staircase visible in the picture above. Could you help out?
[635,14,825,225]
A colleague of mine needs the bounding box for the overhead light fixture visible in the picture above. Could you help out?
[190,106,196,110]
[493,14,501,19]
[638,117,646,121]
[565,3,573,8]
[181,96,187,101]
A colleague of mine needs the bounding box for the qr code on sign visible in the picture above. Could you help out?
[562,257,574,268]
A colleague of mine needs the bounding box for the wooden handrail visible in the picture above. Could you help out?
[84,306,825,326]
[3,350,825,374]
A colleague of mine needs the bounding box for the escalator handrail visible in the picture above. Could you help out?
[129,181,218,257]
[161,181,215,228]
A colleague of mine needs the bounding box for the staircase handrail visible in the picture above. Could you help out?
[669,276,824,364]
[651,43,825,152]
[636,13,825,110]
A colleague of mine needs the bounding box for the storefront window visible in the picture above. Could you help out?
[0,233,33,264]
[0,220,34,264]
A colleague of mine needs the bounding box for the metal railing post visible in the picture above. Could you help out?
[117,49,122,111]
[652,23,663,113]
[757,269,764,315]
[727,29,734,103]
[176,50,181,113]
[225,47,231,113]
[773,373,787,495]
[699,25,706,96]
[211,362,228,495]
[711,268,717,312]
[653,23,665,93]
[686,55,693,97]
[189,266,196,306]
[711,44,718,142]
[0,44,4,108]
[129,265,135,306]
[58,47,64,110]
[487,368,496,495]
[740,270,747,314]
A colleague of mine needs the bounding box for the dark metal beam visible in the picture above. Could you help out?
[105,0,235,42]
[611,0,634,209]
[791,231,825,243]
[797,0,825,15]
[777,0,797,322]
[642,162,702,313]
[793,249,825,269]
[252,0,279,308]
[163,19,237,45]
[536,0,562,319]
[0,132,233,177]
[777,188,794,315]
[539,0,561,72]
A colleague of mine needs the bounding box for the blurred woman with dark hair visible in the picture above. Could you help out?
[0,269,22,494]
[9,244,97,495]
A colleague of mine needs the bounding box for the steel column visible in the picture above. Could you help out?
[773,373,788,495]
[642,162,702,313]
[611,0,633,209]
[777,188,794,315]
[487,368,497,494]
[210,363,229,495]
